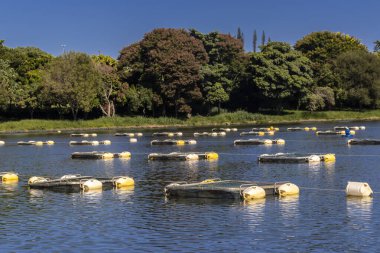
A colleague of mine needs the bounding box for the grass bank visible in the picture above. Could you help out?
[1,110,380,133]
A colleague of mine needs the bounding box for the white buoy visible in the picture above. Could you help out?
[242,186,266,200]
[60,174,79,180]
[101,140,112,145]
[0,141,5,145]
[263,139,273,145]
[188,140,197,144]
[210,132,218,136]
[177,132,183,136]
[136,133,143,137]
[185,154,199,160]
[360,126,366,130]
[308,155,321,163]
[276,139,285,144]
[28,176,48,185]
[81,179,102,191]
[346,181,373,197]
[130,138,138,143]
[278,183,300,196]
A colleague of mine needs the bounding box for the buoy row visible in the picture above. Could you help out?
[212,128,237,132]
[258,153,335,163]
[194,131,226,137]
[252,127,280,131]
[70,133,97,137]
[0,172,19,182]
[150,139,197,145]
[316,130,355,136]
[234,139,285,145]
[69,140,111,146]
[28,174,134,192]
[71,151,131,159]
[287,127,317,131]
[152,132,183,137]
[17,140,55,146]
[334,126,365,131]
[348,139,380,145]
[114,132,143,137]
[240,131,274,136]
[148,152,218,161]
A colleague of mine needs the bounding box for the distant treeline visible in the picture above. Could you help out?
[1,29,380,120]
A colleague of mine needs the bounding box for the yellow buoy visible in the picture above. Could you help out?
[267,131,275,136]
[81,179,102,191]
[346,181,373,197]
[102,153,114,159]
[242,186,266,200]
[35,141,44,146]
[304,127,310,131]
[278,183,300,196]
[91,141,100,146]
[46,140,55,145]
[206,152,219,160]
[1,173,18,182]
[311,127,317,131]
[258,131,265,136]
[117,151,131,158]
[91,133,97,137]
[276,139,285,145]
[137,133,143,137]
[28,176,48,185]
[350,130,355,135]
[176,140,185,145]
[114,177,134,188]
[263,139,273,145]
[168,133,174,137]
[323,153,336,162]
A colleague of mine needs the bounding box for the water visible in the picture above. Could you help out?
[1,122,380,252]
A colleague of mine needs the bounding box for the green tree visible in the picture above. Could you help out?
[205,82,229,114]
[236,27,244,46]
[0,59,18,111]
[295,31,367,87]
[118,86,154,115]
[253,30,257,53]
[375,40,380,53]
[261,31,266,47]
[334,50,380,109]
[92,54,121,117]
[247,42,314,112]
[43,52,101,120]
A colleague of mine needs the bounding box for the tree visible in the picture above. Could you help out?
[253,30,257,53]
[92,54,121,117]
[246,42,314,112]
[118,28,208,117]
[237,27,244,46]
[334,50,380,109]
[295,31,367,87]
[304,93,325,112]
[375,40,380,53]
[118,86,154,115]
[205,82,229,114]
[0,59,18,111]
[261,31,266,47]
[43,52,101,120]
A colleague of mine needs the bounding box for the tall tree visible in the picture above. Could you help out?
[253,30,257,53]
[43,52,101,120]
[374,40,380,53]
[92,54,121,117]
[237,27,244,46]
[0,59,18,111]
[246,42,314,112]
[261,31,266,46]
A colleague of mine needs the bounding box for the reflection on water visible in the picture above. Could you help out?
[324,161,336,173]
[0,181,19,192]
[113,186,134,202]
[279,195,300,220]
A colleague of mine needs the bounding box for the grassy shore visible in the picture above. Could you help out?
[1,110,380,133]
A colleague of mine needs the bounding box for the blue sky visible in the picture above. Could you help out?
[0,0,379,57]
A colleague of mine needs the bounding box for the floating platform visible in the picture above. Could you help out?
[164,179,298,200]
[69,140,111,146]
[212,128,237,132]
[287,127,317,131]
[114,132,143,137]
[151,139,196,145]
[71,151,131,159]
[252,127,280,131]
[17,140,55,146]
[348,139,380,145]
[70,133,97,137]
[258,153,335,163]
[334,126,365,131]
[193,132,226,137]
[316,130,355,136]
[148,152,218,161]
[234,139,285,145]
[152,132,183,137]
[28,174,134,192]
[240,131,274,136]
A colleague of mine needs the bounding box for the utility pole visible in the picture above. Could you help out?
[60,44,66,54]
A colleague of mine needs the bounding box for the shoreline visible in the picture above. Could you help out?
[1,114,379,135]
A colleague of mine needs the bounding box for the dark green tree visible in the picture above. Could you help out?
[261,31,266,47]
[237,27,244,46]
[253,30,257,53]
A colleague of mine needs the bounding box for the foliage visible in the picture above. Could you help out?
[0,59,18,109]
[43,52,101,120]
[205,82,229,113]
[246,42,314,111]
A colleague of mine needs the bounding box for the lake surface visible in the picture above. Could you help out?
[1,121,380,252]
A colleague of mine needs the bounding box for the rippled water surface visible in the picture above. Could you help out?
[1,121,380,252]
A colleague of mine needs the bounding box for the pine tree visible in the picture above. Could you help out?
[261,30,266,46]
[268,36,271,43]
[237,27,244,46]
[253,30,257,52]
